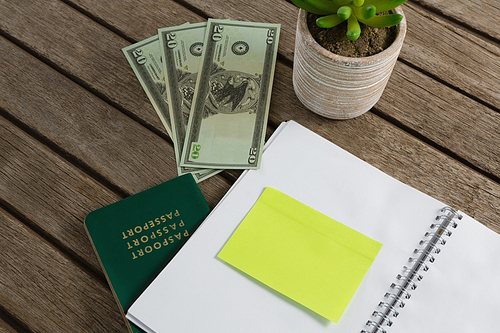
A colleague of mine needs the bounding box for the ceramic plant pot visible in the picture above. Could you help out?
[293,7,407,119]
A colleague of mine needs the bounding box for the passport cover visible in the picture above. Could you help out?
[84,174,210,333]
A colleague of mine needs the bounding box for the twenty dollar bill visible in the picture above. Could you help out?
[159,22,221,180]
[180,20,280,169]
[122,35,172,137]
[123,32,219,182]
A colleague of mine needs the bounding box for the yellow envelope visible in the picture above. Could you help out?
[217,187,382,322]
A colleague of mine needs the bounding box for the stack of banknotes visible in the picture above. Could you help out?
[123,20,281,182]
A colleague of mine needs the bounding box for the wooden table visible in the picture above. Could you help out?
[1,0,499,331]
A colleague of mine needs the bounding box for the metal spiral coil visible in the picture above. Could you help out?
[360,207,463,333]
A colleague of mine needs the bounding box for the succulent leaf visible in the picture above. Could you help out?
[353,0,365,7]
[346,15,361,41]
[359,13,403,28]
[374,0,408,13]
[316,14,347,28]
[363,0,391,6]
[293,0,332,15]
[353,5,376,20]
[304,0,341,13]
[337,6,352,20]
[330,0,353,5]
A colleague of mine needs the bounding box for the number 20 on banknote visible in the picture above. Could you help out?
[181,20,281,170]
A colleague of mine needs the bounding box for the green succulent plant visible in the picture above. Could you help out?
[293,0,408,41]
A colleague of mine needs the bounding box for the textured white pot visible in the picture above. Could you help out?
[293,7,407,119]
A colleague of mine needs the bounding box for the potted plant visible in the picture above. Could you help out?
[292,0,408,119]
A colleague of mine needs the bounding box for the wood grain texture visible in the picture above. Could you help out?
[379,61,500,178]
[402,2,500,108]
[0,35,178,191]
[0,208,128,332]
[413,0,500,41]
[175,0,298,59]
[0,114,119,272]
[0,318,17,333]
[68,0,205,41]
[0,0,193,132]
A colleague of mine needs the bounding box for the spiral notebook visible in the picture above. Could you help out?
[127,121,500,333]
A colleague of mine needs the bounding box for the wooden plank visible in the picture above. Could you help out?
[0,0,202,132]
[379,61,500,178]
[413,0,500,41]
[68,0,204,41]
[0,208,128,332]
[269,61,500,234]
[0,36,230,208]
[402,2,500,109]
[68,0,296,59]
[0,114,119,271]
[0,318,17,333]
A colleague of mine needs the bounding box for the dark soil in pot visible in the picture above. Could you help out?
[307,13,398,58]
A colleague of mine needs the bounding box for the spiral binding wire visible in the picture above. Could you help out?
[360,206,463,333]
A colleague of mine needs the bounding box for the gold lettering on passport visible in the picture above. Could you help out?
[120,209,191,259]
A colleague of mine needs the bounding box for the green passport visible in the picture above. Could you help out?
[84,174,210,333]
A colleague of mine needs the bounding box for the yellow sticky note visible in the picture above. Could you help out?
[217,187,382,322]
